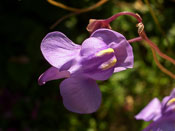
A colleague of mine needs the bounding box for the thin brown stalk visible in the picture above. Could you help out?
[144,0,170,46]
[50,12,76,29]
[151,48,175,79]
[47,0,108,13]
[139,31,175,66]
[48,0,108,29]
[106,11,142,23]
[128,36,142,43]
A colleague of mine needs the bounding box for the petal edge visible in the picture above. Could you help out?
[38,67,70,85]
[60,76,102,114]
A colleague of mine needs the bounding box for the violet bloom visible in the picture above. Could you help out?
[38,28,133,114]
[135,88,175,131]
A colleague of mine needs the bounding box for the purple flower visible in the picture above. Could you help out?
[135,88,175,131]
[38,28,133,114]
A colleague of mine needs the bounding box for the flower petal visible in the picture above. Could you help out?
[135,98,162,121]
[60,76,102,114]
[112,41,134,72]
[91,28,126,45]
[169,88,175,98]
[161,96,170,111]
[162,89,175,113]
[38,67,70,85]
[83,67,114,81]
[41,31,80,68]
[80,37,107,56]
[81,54,116,80]
[143,113,175,131]
[90,28,134,72]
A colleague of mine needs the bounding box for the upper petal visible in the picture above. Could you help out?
[60,76,102,114]
[80,37,107,56]
[135,98,162,121]
[38,67,70,85]
[41,31,80,68]
[112,41,134,72]
[90,28,134,72]
[90,28,127,45]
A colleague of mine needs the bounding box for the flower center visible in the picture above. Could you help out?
[100,56,117,70]
[95,48,117,70]
[96,48,114,57]
[167,98,175,106]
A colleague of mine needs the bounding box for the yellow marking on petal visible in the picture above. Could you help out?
[96,48,114,57]
[167,98,175,106]
[100,57,117,70]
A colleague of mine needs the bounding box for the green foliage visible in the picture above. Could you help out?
[0,0,175,130]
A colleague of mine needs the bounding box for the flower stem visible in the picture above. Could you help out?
[151,48,175,79]
[106,11,142,24]
[47,0,108,13]
[144,0,170,47]
[48,0,108,29]
[128,37,142,43]
[139,31,175,66]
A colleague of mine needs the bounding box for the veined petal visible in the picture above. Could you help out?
[91,28,127,45]
[38,67,70,85]
[113,40,133,72]
[135,98,162,121]
[81,49,116,80]
[83,67,114,81]
[162,96,170,105]
[80,37,107,56]
[41,31,80,68]
[82,55,115,80]
[90,29,134,72]
[60,76,101,114]
[161,96,170,111]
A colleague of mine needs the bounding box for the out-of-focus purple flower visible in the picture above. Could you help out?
[135,88,175,131]
[38,28,134,114]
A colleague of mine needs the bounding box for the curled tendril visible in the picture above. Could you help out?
[138,27,175,66]
[136,23,144,34]
[121,12,175,79]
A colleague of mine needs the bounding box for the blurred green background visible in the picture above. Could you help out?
[0,0,175,130]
